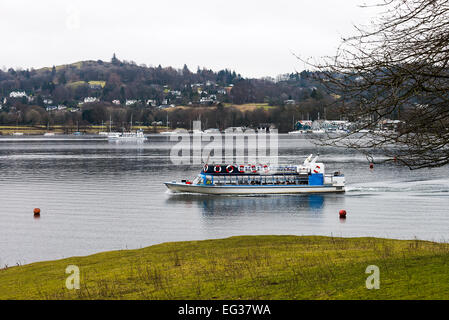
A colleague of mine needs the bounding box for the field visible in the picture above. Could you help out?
[223,103,276,111]
[65,80,106,88]
[169,103,276,113]
[1,235,449,300]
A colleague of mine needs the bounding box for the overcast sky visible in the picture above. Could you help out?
[0,0,381,78]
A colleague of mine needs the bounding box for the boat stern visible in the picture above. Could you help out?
[327,174,345,192]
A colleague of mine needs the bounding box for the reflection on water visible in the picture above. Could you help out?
[0,135,448,266]
[166,194,329,216]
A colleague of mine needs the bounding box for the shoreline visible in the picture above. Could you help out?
[1,235,449,300]
[0,125,166,136]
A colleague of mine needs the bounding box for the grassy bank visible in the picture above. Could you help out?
[1,235,449,300]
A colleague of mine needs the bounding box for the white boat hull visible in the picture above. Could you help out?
[108,137,146,140]
[165,182,344,195]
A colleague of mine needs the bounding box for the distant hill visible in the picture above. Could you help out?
[0,56,327,107]
[0,56,339,132]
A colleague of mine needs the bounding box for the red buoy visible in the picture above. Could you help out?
[34,208,41,217]
[339,209,347,218]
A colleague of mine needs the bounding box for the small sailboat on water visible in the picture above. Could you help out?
[44,122,55,136]
[107,114,146,141]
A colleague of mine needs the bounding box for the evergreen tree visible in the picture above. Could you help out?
[111,53,120,65]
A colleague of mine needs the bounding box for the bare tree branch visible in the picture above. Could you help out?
[309,0,449,169]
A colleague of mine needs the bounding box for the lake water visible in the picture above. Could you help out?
[1,134,448,266]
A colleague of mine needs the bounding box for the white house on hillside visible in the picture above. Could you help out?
[170,90,181,96]
[9,91,27,98]
[125,99,138,106]
[83,97,98,104]
[146,99,156,107]
[46,106,58,111]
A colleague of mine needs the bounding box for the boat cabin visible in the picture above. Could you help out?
[194,161,337,187]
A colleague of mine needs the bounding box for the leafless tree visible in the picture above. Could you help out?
[312,0,449,169]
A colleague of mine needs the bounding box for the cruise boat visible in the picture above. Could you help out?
[165,154,345,195]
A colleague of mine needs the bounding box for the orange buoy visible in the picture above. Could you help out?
[339,209,347,218]
[33,208,41,216]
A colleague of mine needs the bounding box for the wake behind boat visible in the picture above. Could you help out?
[165,154,345,195]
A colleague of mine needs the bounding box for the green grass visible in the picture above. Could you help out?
[1,235,449,300]
[65,81,87,88]
[88,81,106,88]
[223,103,276,111]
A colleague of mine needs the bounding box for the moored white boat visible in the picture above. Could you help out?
[203,128,221,134]
[107,129,146,141]
[288,130,309,134]
[165,154,345,195]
